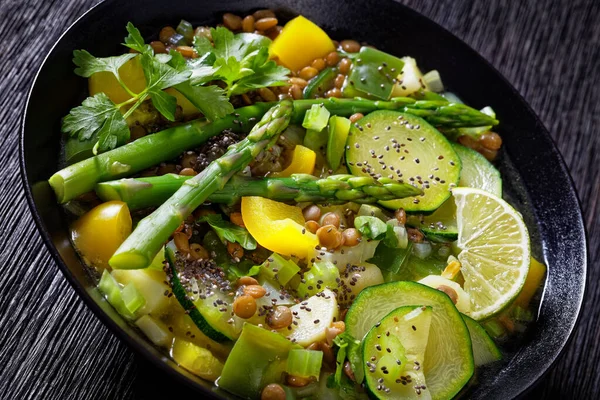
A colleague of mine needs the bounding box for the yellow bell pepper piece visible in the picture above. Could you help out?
[172,338,224,381]
[89,57,199,117]
[89,57,146,104]
[241,197,318,259]
[71,201,132,270]
[272,145,316,177]
[514,257,547,308]
[165,88,201,117]
[270,16,335,72]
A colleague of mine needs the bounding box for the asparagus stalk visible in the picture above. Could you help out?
[109,101,293,270]
[50,97,497,203]
[96,173,424,210]
[49,102,274,204]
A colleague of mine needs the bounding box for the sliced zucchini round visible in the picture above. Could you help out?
[346,281,474,400]
[452,143,502,197]
[346,111,461,213]
[406,143,502,241]
[462,314,502,366]
[363,305,432,399]
[166,243,242,342]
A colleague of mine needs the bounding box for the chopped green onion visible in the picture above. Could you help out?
[98,270,121,304]
[302,104,330,131]
[423,70,444,93]
[98,270,134,319]
[259,253,301,286]
[482,319,506,339]
[122,283,146,313]
[286,349,323,380]
[512,305,534,322]
[176,20,194,43]
[135,315,172,346]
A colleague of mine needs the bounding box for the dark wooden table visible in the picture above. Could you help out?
[1,0,598,398]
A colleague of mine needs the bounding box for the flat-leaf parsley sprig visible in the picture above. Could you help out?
[61,23,290,154]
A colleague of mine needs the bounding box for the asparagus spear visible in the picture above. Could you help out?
[109,101,293,270]
[49,102,273,204]
[96,173,424,210]
[50,97,497,203]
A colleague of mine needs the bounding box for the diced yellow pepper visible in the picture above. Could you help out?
[272,145,316,177]
[89,57,146,104]
[514,257,547,308]
[165,88,201,118]
[270,16,335,72]
[89,57,199,117]
[241,197,318,259]
[171,338,224,381]
[71,201,132,270]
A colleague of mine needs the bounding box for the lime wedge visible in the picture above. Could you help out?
[453,187,530,320]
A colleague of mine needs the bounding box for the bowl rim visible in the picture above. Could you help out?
[19,0,588,398]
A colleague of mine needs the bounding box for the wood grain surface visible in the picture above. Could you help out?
[0,0,598,398]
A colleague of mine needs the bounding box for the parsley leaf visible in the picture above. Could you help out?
[198,214,257,250]
[72,50,137,78]
[174,82,233,120]
[123,22,152,55]
[62,93,129,152]
[230,54,290,95]
[140,53,191,121]
[197,27,289,95]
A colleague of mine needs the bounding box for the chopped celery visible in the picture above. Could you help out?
[121,283,146,314]
[286,349,324,380]
[326,116,351,170]
[259,253,300,286]
[302,104,331,131]
[135,315,172,347]
[219,324,301,398]
[304,67,336,99]
[348,47,405,100]
[482,319,507,339]
[297,261,340,298]
[172,338,223,381]
[98,270,134,319]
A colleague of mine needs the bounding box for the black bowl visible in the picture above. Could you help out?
[20,0,587,398]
